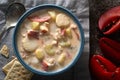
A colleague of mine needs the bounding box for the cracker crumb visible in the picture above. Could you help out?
[0,45,9,58]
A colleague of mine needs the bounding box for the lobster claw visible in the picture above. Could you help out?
[99,37,120,65]
[114,68,120,80]
[90,55,116,80]
[98,6,120,35]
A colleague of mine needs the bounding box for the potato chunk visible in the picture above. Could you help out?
[44,44,55,56]
[65,28,72,38]
[31,21,40,30]
[40,25,48,33]
[22,37,39,52]
[35,49,44,60]
[48,11,56,20]
[40,22,49,33]
[59,41,71,47]
[58,53,66,65]
[56,13,70,28]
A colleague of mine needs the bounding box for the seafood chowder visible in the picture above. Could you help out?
[17,9,81,72]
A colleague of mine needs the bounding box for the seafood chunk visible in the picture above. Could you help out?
[42,58,55,71]
[99,37,120,65]
[98,6,120,35]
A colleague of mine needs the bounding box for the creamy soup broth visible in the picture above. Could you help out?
[17,8,81,72]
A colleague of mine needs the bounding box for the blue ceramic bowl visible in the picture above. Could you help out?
[13,4,84,75]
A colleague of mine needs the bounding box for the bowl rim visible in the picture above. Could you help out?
[13,4,85,75]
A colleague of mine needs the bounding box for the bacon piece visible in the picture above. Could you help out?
[27,30,39,39]
[28,16,51,22]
